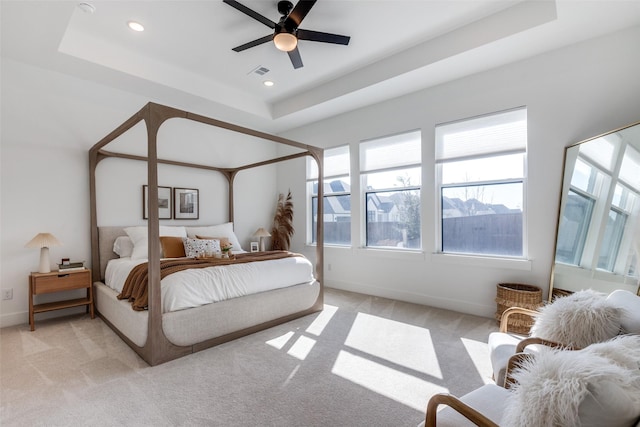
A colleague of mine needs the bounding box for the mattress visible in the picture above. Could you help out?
[105,256,315,312]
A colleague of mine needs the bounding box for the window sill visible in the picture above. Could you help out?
[431,253,532,271]
[355,247,426,260]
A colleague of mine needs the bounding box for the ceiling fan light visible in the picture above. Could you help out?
[274,32,297,52]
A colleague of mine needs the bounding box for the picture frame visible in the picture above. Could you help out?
[143,185,172,219]
[250,242,259,252]
[174,188,199,219]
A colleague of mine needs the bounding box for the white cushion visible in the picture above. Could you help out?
[503,336,640,427]
[607,290,640,334]
[530,289,622,348]
[112,236,134,257]
[124,226,187,259]
[186,223,243,251]
[488,332,521,386]
[430,384,511,427]
[488,332,546,387]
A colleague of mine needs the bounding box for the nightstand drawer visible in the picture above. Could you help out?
[32,270,90,294]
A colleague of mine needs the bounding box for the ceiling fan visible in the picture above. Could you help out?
[223,0,351,69]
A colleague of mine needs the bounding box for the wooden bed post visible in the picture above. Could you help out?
[144,104,192,365]
[310,148,324,309]
[227,170,238,223]
[89,107,147,282]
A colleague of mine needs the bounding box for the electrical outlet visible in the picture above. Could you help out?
[2,288,13,300]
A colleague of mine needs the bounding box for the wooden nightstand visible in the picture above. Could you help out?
[29,269,94,331]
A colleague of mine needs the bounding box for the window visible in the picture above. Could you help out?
[308,146,351,245]
[555,189,595,265]
[597,183,638,272]
[557,140,639,276]
[436,108,527,257]
[555,158,604,265]
[360,131,421,249]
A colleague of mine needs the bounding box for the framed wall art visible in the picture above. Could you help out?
[143,185,172,219]
[174,187,199,219]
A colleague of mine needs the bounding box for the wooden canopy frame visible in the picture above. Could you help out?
[89,102,324,365]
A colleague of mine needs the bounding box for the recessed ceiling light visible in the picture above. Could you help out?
[263,80,275,87]
[77,2,96,14]
[127,21,145,32]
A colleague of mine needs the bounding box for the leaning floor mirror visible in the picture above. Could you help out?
[550,120,640,298]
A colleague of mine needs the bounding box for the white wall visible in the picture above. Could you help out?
[2,25,639,327]
[279,25,640,318]
[0,59,277,327]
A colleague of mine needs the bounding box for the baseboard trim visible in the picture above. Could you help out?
[1,306,86,329]
[0,310,28,328]
[325,279,495,318]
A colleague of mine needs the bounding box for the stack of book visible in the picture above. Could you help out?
[57,261,85,272]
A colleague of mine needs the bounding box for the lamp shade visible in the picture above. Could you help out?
[25,233,61,249]
[253,228,272,238]
[25,233,61,273]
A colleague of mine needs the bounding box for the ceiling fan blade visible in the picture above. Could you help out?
[296,29,350,45]
[223,0,276,29]
[288,47,303,69]
[285,0,317,28]
[232,34,273,52]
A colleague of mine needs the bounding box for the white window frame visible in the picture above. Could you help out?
[435,107,528,259]
[359,130,422,251]
[307,145,351,246]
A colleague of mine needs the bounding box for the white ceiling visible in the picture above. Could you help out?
[2,1,640,133]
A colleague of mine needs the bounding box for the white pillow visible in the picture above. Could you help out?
[530,289,622,348]
[607,290,640,334]
[113,236,134,257]
[124,226,187,260]
[182,237,220,258]
[186,223,243,251]
[503,340,640,427]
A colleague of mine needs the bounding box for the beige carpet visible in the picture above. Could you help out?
[0,288,498,426]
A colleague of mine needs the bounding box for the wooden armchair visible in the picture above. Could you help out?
[423,353,531,427]
[488,307,571,387]
[423,341,640,427]
[489,289,640,387]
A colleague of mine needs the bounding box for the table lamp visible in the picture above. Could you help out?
[253,228,271,252]
[25,233,61,273]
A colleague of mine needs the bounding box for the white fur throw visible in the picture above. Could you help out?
[530,289,621,348]
[502,335,640,427]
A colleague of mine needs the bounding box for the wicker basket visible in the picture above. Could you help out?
[495,283,543,334]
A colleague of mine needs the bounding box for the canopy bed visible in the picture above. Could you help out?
[89,102,325,366]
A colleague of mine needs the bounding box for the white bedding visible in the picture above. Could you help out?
[105,256,315,313]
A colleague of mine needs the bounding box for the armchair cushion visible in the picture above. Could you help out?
[488,333,552,387]
[503,335,640,427]
[530,289,622,348]
[607,290,640,334]
[423,384,510,427]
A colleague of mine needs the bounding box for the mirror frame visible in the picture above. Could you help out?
[549,120,640,300]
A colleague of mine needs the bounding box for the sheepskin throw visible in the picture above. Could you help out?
[502,335,640,427]
[530,289,621,348]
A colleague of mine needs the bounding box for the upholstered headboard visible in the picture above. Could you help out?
[97,226,127,281]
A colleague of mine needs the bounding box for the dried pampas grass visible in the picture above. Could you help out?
[271,191,294,250]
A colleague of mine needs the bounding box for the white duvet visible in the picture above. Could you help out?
[105,256,315,313]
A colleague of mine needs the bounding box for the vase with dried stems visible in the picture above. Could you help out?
[271,191,294,250]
